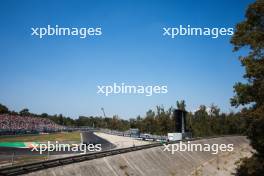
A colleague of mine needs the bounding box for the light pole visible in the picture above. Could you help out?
[101,107,106,118]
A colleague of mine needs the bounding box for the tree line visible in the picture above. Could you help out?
[0,101,247,137]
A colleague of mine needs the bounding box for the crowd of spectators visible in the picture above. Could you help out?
[0,114,65,134]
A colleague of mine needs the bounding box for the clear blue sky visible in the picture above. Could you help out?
[0,0,254,119]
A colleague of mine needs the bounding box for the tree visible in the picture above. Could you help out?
[0,103,9,114]
[110,115,120,130]
[40,113,48,118]
[194,105,208,119]
[209,104,220,117]
[230,1,264,175]
[176,100,186,111]
[144,110,156,133]
[58,114,64,125]
[19,108,30,116]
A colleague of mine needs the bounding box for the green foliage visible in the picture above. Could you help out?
[230,0,264,174]
[0,102,247,136]
[176,100,186,110]
[189,107,246,137]
[19,108,30,116]
[129,103,246,136]
[236,155,264,176]
[0,103,9,114]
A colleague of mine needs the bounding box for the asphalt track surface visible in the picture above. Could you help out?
[0,132,114,156]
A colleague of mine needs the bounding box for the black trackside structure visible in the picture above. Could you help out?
[173,109,187,133]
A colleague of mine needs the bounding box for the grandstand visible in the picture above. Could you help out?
[0,114,65,135]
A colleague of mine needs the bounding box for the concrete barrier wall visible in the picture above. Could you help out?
[25,136,251,176]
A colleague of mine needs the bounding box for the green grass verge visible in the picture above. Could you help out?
[0,131,81,142]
